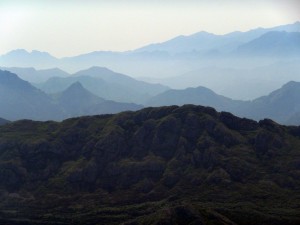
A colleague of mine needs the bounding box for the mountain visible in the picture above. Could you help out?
[37,75,149,103]
[236,31,300,56]
[37,67,169,104]
[135,21,300,54]
[135,31,222,54]
[0,70,63,121]
[0,118,9,125]
[237,81,300,124]
[54,82,105,117]
[54,82,142,118]
[1,22,299,76]
[146,81,300,125]
[75,66,169,96]
[0,67,70,83]
[74,66,169,97]
[0,49,58,69]
[146,86,242,112]
[150,59,300,100]
[0,105,299,224]
[286,112,300,125]
[0,70,143,121]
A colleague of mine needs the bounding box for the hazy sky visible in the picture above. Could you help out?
[1,0,299,57]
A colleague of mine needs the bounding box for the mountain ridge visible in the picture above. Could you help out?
[0,104,299,224]
[0,70,143,121]
[1,21,299,74]
[147,81,300,125]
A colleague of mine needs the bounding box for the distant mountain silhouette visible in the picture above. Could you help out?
[37,67,169,104]
[236,31,300,56]
[54,82,105,117]
[135,21,300,54]
[0,49,58,68]
[75,66,169,97]
[286,112,300,125]
[0,70,143,121]
[146,86,242,112]
[0,117,9,125]
[135,31,222,54]
[0,70,62,121]
[147,81,300,125]
[54,82,142,118]
[0,22,299,74]
[0,67,69,83]
[237,81,300,124]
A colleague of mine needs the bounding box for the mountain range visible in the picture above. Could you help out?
[148,60,300,100]
[1,22,299,101]
[0,105,299,224]
[0,66,69,83]
[0,22,299,74]
[54,82,142,118]
[146,82,300,125]
[0,70,63,121]
[136,21,300,54]
[1,21,300,224]
[3,67,300,125]
[0,70,142,121]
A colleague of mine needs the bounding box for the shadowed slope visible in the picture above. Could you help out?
[0,105,299,224]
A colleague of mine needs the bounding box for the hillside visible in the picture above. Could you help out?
[0,67,70,83]
[54,82,105,117]
[0,105,299,224]
[236,31,300,56]
[146,81,300,125]
[236,81,300,124]
[0,118,9,125]
[0,70,63,121]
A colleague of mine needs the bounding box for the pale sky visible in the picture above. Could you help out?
[0,0,300,57]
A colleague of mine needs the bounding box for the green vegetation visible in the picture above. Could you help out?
[0,105,299,224]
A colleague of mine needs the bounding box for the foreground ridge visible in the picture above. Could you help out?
[0,105,299,225]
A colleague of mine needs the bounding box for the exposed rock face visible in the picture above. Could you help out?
[0,105,299,225]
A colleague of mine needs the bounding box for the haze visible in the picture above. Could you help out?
[1,0,300,57]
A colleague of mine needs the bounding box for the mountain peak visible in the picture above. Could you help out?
[60,81,105,103]
[63,81,88,95]
[282,81,300,89]
[0,70,26,88]
[85,66,112,73]
[68,81,84,89]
